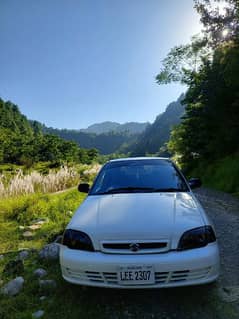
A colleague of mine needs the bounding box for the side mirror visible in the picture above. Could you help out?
[188,178,202,189]
[78,183,90,193]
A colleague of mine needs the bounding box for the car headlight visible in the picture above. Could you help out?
[178,226,216,251]
[62,229,94,251]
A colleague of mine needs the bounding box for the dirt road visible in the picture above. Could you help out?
[195,188,239,287]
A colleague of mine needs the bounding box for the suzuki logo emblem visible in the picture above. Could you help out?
[129,243,140,252]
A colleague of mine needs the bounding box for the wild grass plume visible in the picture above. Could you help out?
[0,164,100,198]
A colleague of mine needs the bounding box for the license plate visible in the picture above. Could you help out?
[118,265,155,285]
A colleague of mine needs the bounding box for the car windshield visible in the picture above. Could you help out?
[90,159,189,195]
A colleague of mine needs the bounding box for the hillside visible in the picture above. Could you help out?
[42,121,149,155]
[0,98,97,165]
[42,97,184,155]
[0,95,186,159]
[0,99,33,135]
[43,126,137,154]
[130,94,185,156]
[81,121,149,134]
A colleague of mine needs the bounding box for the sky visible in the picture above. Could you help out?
[0,0,202,129]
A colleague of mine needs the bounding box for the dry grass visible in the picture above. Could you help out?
[82,163,101,177]
[0,166,79,197]
[0,164,102,198]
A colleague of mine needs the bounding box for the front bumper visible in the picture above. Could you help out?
[60,243,220,288]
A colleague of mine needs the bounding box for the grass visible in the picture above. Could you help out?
[0,188,238,318]
[190,154,239,196]
[0,164,101,198]
[0,189,86,254]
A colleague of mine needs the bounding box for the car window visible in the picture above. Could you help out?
[90,160,188,194]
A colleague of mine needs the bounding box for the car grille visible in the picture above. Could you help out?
[63,266,212,286]
[101,240,169,254]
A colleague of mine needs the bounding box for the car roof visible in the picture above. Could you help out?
[109,157,171,162]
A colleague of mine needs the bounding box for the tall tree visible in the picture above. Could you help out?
[156,0,239,170]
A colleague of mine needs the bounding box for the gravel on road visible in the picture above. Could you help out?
[194,188,239,286]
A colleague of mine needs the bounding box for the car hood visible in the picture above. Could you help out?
[67,192,206,250]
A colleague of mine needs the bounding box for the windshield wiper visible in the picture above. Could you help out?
[94,187,187,195]
[96,187,156,195]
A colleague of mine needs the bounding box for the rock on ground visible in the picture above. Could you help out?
[39,295,46,301]
[22,231,34,239]
[32,218,49,225]
[39,243,60,260]
[33,268,47,278]
[28,224,42,230]
[1,277,24,296]
[218,286,239,303]
[17,250,30,260]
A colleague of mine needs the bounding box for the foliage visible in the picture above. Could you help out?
[0,189,85,253]
[43,126,141,155]
[156,36,210,85]
[156,0,239,85]
[0,98,98,165]
[194,0,239,46]
[168,40,239,171]
[156,0,239,189]
[189,153,239,194]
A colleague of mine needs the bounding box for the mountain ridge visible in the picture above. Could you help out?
[129,93,185,156]
[38,94,185,155]
[80,121,149,135]
[0,94,185,157]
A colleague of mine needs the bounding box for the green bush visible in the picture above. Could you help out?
[190,154,239,195]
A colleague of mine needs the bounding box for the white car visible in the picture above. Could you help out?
[60,157,220,288]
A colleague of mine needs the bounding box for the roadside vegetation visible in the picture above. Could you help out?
[190,154,239,196]
[157,0,239,195]
[0,189,85,253]
[0,163,101,198]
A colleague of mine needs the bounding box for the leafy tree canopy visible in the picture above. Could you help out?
[156,0,239,171]
[0,99,98,166]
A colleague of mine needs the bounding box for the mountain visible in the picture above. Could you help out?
[80,121,149,134]
[0,94,185,162]
[43,127,139,155]
[80,122,120,134]
[130,94,185,156]
[40,95,185,155]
